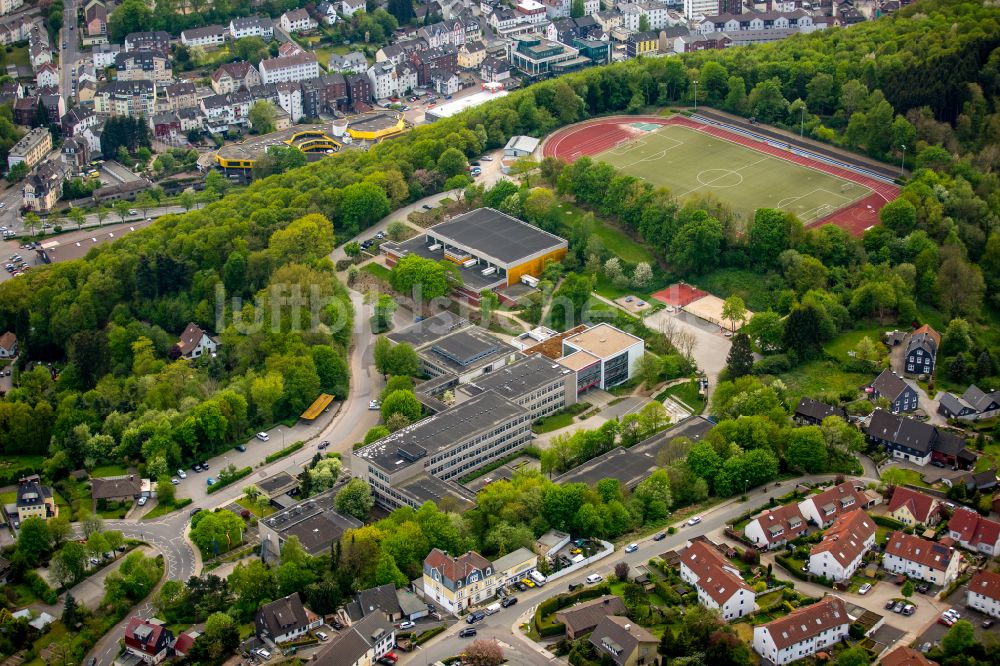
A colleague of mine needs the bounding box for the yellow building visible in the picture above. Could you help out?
[422,547,537,615]
[215,124,342,173]
[13,475,58,524]
[345,110,406,142]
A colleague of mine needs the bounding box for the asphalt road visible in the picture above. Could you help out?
[59,0,80,105]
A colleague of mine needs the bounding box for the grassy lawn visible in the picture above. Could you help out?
[532,402,591,433]
[236,496,275,517]
[90,464,129,478]
[142,497,193,520]
[552,201,656,264]
[885,468,931,487]
[655,379,705,415]
[97,500,132,519]
[0,490,15,503]
[0,454,44,468]
[824,324,891,359]
[775,359,869,404]
[733,622,754,643]
[696,267,775,312]
[876,525,891,546]
[5,45,29,69]
[362,262,392,283]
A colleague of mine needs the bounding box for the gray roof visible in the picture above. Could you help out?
[257,592,310,638]
[355,390,527,473]
[555,595,627,635]
[260,487,362,555]
[589,615,657,666]
[386,311,470,349]
[463,354,571,401]
[963,385,1000,413]
[423,327,516,373]
[870,369,912,401]
[398,472,477,511]
[905,332,937,357]
[16,475,52,509]
[795,396,847,422]
[555,446,655,489]
[939,392,975,416]
[426,207,567,266]
[867,409,935,453]
[491,547,535,573]
[631,416,714,457]
[90,475,141,499]
[258,471,297,495]
[321,613,394,664]
[356,583,401,618]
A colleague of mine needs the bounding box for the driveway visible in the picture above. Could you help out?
[645,308,732,388]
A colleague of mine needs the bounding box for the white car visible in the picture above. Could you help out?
[256,432,269,441]
[177,469,187,479]
[137,496,147,506]
[171,478,180,485]
[316,630,329,641]
[858,583,871,595]
[398,620,415,630]
[624,543,638,553]
[687,516,702,526]
[128,209,138,216]
[585,574,603,584]
[369,400,381,410]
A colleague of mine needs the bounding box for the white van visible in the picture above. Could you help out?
[256,648,271,660]
[530,570,546,586]
[585,574,603,584]
[484,602,501,616]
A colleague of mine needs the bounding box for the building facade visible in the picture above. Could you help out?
[753,597,849,666]
[883,531,960,585]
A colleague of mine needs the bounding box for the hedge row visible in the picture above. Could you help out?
[264,441,304,464]
[207,466,253,494]
[25,570,57,605]
[873,515,905,530]
[415,625,447,645]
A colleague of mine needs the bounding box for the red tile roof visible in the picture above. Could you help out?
[424,548,491,584]
[969,570,1000,603]
[759,596,848,650]
[887,487,938,524]
[0,331,16,351]
[885,531,956,571]
[913,324,941,348]
[804,481,869,524]
[809,509,874,568]
[948,507,1000,550]
[679,540,751,606]
[749,503,807,544]
[881,646,938,666]
[124,618,167,656]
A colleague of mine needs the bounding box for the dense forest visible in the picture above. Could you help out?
[0,0,998,484]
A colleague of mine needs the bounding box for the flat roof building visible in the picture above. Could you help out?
[557,323,645,391]
[257,487,363,560]
[215,124,342,173]
[457,353,576,421]
[352,389,531,510]
[8,127,52,170]
[382,208,568,302]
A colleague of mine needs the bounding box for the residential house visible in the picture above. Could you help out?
[866,409,974,468]
[342,0,366,17]
[883,531,960,585]
[91,475,142,503]
[947,507,1000,556]
[480,56,511,83]
[419,20,465,48]
[377,39,427,66]
[588,615,659,666]
[92,43,121,68]
[115,49,171,83]
[14,474,58,523]
[229,16,274,39]
[905,324,940,376]
[752,596,850,666]
[94,79,157,117]
[0,0,22,15]
[300,73,348,116]
[939,385,1000,421]
[280,8,317,33]
[174,322,219,360]
[317,2,339,24]
[396,63,418,95]
[124,31,170,52]
[8,128,51,171]
[430,68,461,95]
[0,331,16,358]
[963,468,998,493]
[21,161,66,213]
[555,595,627,640]
[151,113,182,142]
[319,613,395,666]
[328,51,369,73]
[256,593,323,644]
[211,61,262,94]
[458,40,487,68]
[409,45,458,85]
[347,583,406,622]
[35,62,57,88]
[798,481,874,529]
[938,392,979,420]
[180,24,227,48]
[878,646,938,666]
[679,540,754,619]
[420,547,534,615]
[793,397,847,426]
[367,62,399,100]
[626,30,659,57]
[806,509,875,582]
[345,73,372,110]
[84,0,107,37]
[123,618,173,664]
[868,369,919,413]
[967,570,1000,619]
[61,135,91,169]
[259,52,320,84]
[887,486,940,527]
[744,503,808,549]
[163,82,197,110]
[672,31,733,51]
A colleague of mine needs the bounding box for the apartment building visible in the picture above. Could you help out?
[280,9,317,32]
[753,596,849,665]
[114,49,171,82]
[679,540,755,620]
[744,503,808,550]
[883,531,960,586]
[798,481,875,529]
[229,15,273,39]
[94,79,156,117]
[806,510,875,582]
[422,547,536,614]
[967,570,1000,619]
[258,52,320,84]
[180,24,227,47]
[7,127,51,170]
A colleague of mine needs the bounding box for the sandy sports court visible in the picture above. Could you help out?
[651,283,707,308]
[682,294,754,328]
[614,295,653,315]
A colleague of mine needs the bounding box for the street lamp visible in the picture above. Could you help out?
[899,144,906,177]
[800,105,806,138]
[693,80,699,112]
[744,478,748,496]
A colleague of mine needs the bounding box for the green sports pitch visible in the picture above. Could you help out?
[594,124,872,224]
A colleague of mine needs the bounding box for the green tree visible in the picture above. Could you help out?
[336,478,374,521]
[571,0,584,17]
[638,14,650,31]
[437,147,468,178]
[668,214,723,275]
[783,303,826,361]
[339,182,391,236]
[879,198,917,234]
[390,255,456,300]
[901,580,914,597]
[67,206,86,230]
[747,77,788,122]
[62,592,80,628]
[749,208,794,268]
[836,646,870,666]
[726,333,753,378]
[16,516,52,566]
[157,475,175,506]
[381,389,422,422]
[179,191,196,211]
[721,295,747,333]
[942,620,975,656]
[786,427,828,473]
[249,100,276,134]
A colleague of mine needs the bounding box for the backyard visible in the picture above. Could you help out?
[775,359,870,405]
[656,380,705,415]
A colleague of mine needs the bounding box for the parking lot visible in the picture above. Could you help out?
[914,578,1000,652]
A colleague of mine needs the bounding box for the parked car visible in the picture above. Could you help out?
[318,441,330,449]
[369,400,381,410]
[235,444,246,452]
[653,532,666,541]
[984,620,995,629]
[190,508,202,518]
[586,574,603,584]
[885,600,896,610]
[859,583,871,595]
[903,605,915,616]
[625,543,638,553]
[177,469,187,479]
[892,601,905,613]
[466,611,485,624]
[459,628,477,638]
[256,432,270,441]
[171,478,180,485]
[398,620,415,630]
[381,653,398,663]
[316,631,329,641]
[206,477,215,485]
[568,583,582,592]
[201,461,209,469]
[916,583,930,594]
[687,516,702,526]
[501,596,518,608]
[514,581,527,591]
[192,464,202,472]
[137,496,147,506]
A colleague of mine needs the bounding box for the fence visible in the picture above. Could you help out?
[545,539,614,583]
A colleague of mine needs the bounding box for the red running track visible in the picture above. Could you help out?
[541,115,900,236]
